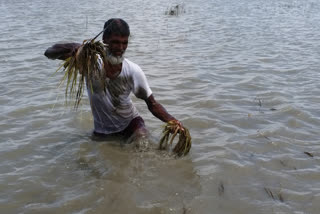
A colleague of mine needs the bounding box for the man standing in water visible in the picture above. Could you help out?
[45,18,180,141]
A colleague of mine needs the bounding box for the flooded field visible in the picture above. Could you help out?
[1,0,320,213]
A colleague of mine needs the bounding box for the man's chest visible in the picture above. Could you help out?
[106,74,132,97]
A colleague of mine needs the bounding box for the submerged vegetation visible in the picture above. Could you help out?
[159,120,192,157]
[165,4,185,16]
[264,187,284,202]
[56,39,107,109]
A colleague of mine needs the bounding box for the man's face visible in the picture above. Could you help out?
[103,34,129,57]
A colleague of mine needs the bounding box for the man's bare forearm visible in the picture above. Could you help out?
[146,95,176,123]
[44,43,81,60]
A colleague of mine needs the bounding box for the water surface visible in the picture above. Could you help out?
[1,0,320,213]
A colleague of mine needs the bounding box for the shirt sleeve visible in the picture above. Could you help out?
[132,65,152,100]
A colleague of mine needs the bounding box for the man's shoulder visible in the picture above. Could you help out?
[123,58,142,73]
[124,58,139,67]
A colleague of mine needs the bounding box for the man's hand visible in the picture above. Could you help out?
[168,119,184,132]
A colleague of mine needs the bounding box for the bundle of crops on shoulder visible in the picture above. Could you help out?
[159,120,192,157]
[55,39,108,109]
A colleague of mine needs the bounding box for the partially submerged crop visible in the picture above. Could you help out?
[165,4,185,16]
[56,39,107,109]
[159,120,192,157]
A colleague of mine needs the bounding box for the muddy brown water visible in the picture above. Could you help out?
[1,0,320,213]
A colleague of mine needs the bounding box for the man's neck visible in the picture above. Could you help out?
[105,63,122,79]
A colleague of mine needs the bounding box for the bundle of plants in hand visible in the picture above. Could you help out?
[56,39,107,109]
[159,120,192,157]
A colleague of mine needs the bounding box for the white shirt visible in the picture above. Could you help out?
[87,58,152,134]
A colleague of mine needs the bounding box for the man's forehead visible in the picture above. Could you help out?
[106,33,128,40]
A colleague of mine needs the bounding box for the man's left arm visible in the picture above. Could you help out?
[145,95,178,123]
[131,65,181,124]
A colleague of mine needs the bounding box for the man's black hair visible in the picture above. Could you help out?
[102,18,130,40]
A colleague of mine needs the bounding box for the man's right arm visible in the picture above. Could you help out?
[44,43,81,60]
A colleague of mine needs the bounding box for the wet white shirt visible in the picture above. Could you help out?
[87,58,152,134]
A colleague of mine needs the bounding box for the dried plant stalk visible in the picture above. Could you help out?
[159,120,192,157]
[56,39,107,109]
